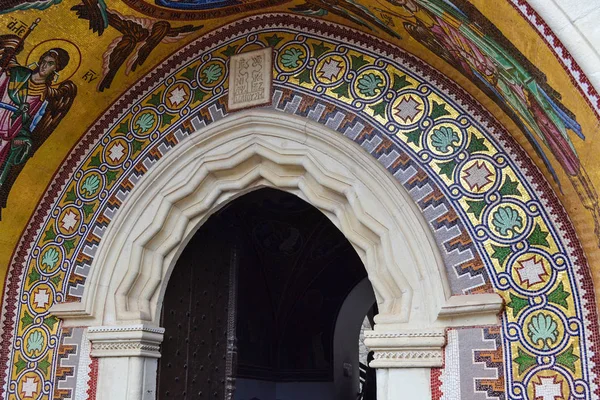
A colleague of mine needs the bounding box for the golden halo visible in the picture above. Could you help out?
[25,39,82,85]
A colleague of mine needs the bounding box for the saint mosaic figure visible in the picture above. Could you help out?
[0,33,76,217]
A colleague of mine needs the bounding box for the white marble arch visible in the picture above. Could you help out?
[51,110,502,400]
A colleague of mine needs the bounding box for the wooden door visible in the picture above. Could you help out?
[157,217,238,399]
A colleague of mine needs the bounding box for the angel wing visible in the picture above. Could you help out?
[0,80,77,215]
[340,0,402,39]
[70,0,109,35]
[99,34,138,91]
[291,0,400,39]
[290,2,367,27]
[31,81,77,154]
[131,21,203,72]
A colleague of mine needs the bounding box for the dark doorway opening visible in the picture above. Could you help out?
[157,188,376,400]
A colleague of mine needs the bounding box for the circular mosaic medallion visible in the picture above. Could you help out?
[425,123,465,157]
[56,206,82,236]
[458,159,497,194]
[77,171,104,201]
[103,138,130,167]
[525,369,571,400]
[165,83,192,111]
[22,328,48,360]
[391,93,426,126]
[132,110,160,138]
[37,245,63,275]
[509,253,553,292]
[198,61,226,89]
[486,202,529,241]
[315,55,348,86]
[28,284,54,314]
[353,69,387,100]
[17,371,44,399]
[278,44,309,73]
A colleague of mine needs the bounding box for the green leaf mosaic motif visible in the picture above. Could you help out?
[202,64,223,84]
[431,126,459,153]
[357,73,383,97]
[41,248,59,271]
[81,175,100,196]
[281,48,304,68]
[492,206,523,237]
[528,313,559,350]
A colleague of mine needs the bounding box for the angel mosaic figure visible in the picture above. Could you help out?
[0,33,76,216]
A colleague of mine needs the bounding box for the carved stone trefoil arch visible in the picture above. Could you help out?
[51,110,502,400]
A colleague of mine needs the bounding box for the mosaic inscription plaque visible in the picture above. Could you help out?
[228,47,272,110]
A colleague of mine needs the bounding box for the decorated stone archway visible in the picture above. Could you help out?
[1,15,598,400]
[51,109,501,399]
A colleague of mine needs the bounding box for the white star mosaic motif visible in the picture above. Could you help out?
[108,143,125,162]
[394,96,422,123]
[21,377,38,398]
[462,161,493,192]
[516,256,547,288]
[33,289,49,309]
[61,210,79,232]
[168,86,187,106]
[318,59,342,81]
[534,376,563,400]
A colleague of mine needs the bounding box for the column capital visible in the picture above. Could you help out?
[364,328,445,368]
[87,324,165,358]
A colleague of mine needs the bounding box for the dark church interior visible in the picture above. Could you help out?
[157,188,377,400]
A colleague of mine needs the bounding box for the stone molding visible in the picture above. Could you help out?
[364,328,446,368]
[88,325,165,359]
[437,293,504,326]
[373,351,443,362]
[88,325,165,334]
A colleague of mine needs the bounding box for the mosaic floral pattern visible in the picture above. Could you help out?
[1,16,597,399]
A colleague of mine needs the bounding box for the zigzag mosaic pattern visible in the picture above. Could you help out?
[1,15,598,399]
[441,327,505,399]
